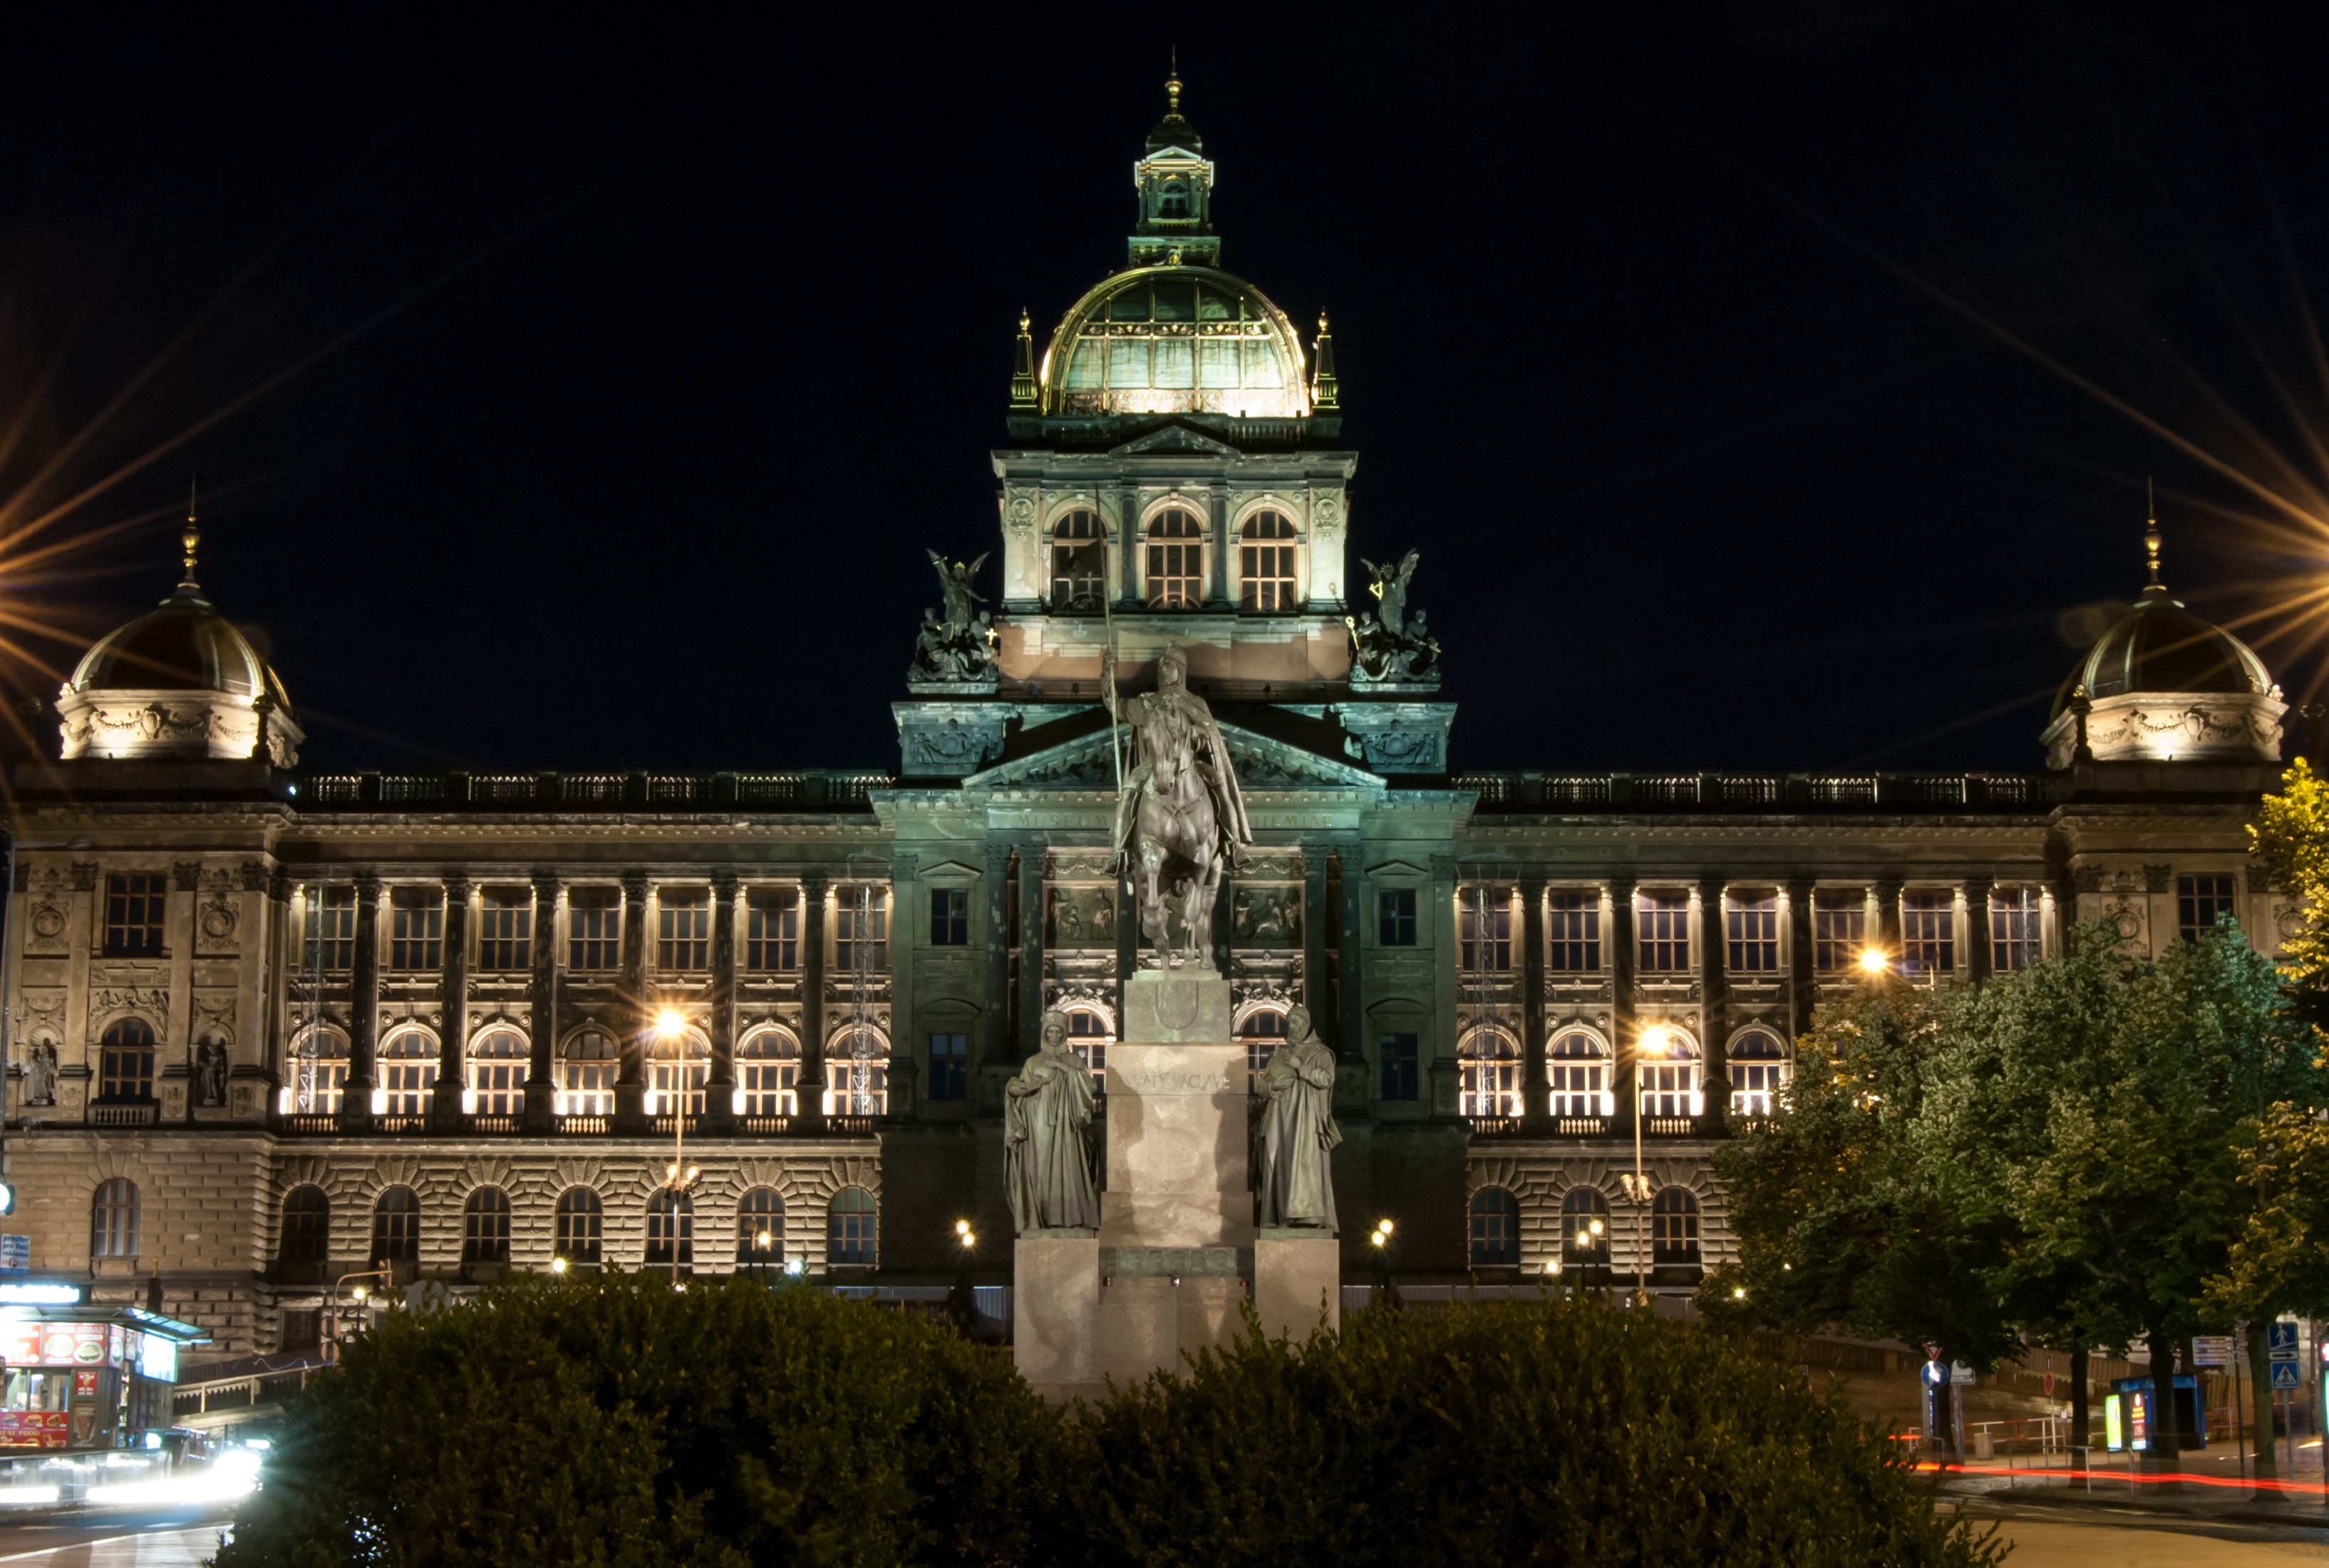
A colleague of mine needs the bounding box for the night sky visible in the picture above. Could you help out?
[4,5,2329,776]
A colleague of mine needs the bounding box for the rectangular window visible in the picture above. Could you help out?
[388,888,443,971]
[1901,890,1956,976]
[1812,889,1866,974]
[929,888,969,947]
[1378,888,1417,947]
[746,890,799,972]
[928,1033,969,1102]
[477,890,533,971]
[1379,1033,1420,1102]
[835,888,889,974]
[2177,873,2238,942]
[657,889,711,971]
[568,889,621,971]
[1990,887,2043,973]
[1458,889,1512,971]
[1636,892,1690,974]
[1546,891,1602,973]
[1146,542,1202,608]
[1239,543,1296,610]
[303,885,357,972]
[1726,892,1779,974]
[104,873,167,958]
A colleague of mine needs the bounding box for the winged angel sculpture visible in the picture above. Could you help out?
[1348,549,1440,684]
[909,550,997,685]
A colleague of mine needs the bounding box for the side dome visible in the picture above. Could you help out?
[2042,577,2283,768]
[1038,266,1308,421]
[57,569,302,766]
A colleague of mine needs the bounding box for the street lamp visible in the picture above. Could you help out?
[326,1267,391,1361]
[1621,1026,1671,1306]
[652,1009,700,1284]
[1857,947,1888,976]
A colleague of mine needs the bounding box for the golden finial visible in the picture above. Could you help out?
[1018,307,1031,335]
[1166,49,1182,115]
[2144,477,2164,590]
[181,476,201,584]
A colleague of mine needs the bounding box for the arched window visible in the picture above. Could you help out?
[1145,507,1204,609]
[554,1188,603,1265]
[1066,1009,1110,1090]
[648,1032,708,1120]
[827,1187,877,1267]
[1050,509,1106,613]
[280,1186,330,1265]
[646,1190,693,1268]
[1459,1029,1521,1119]
[737,1029,799,1118]
[289,1028,350,1115]
[98,1019,155,1103]
[1239,510,1297,610]
[380,1031,438,1117]
[463,1187,512,1265]
[91,1179,138,1259]
[1637,1028,1702,1121]
[1469,1187,1520,1267]
[1157,179,1189,218]
[1549,1031,1611,1120]
[1560,1187,1610,1274]
[1728,1030,1792,1118]
[1237,1007,1287,1095]
[469,1028,527,1117]
[1652,1187,1701,1266]
[824,1027,887,1118]
[559,1029,616,1118]
[737,1187,785,1264]
[371,1186,420,1265]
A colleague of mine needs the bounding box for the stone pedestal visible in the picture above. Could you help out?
[1254,1229,1341,1342]
[1014,1234,1100,1403]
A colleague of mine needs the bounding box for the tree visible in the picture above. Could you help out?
[1698,978,2023,1439]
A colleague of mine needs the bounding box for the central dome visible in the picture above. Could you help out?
[70,582,291,710]
[1038,266,1308,421]
[2051,588,2270,718]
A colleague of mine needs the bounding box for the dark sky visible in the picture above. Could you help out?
[4,4,2329,775]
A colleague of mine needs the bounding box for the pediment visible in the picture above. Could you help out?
[917,859,984,882]
[964,719,1380,792]
[1110,422,1243,458]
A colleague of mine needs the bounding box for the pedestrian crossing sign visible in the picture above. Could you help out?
[2271,1361,2303,1391]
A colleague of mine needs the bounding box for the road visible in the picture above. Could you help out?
[1969,1502,2329,1564]
[0,1503,232,1564]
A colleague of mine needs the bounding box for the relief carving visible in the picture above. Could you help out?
[195,889,239,952]
[26,897,67,951]
[1048,888,1117,949]
[1232,887,1300,946]
[91,986,169,1034]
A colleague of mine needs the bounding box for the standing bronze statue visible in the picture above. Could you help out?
[1004,1011,1102,1234]
[1102,643,1252,969]
[1254,1004,1341,1230]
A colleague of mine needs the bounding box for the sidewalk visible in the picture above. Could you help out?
[1941,1439,2329,1530]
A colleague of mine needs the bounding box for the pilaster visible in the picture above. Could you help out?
[1017,845,1045,1060]
[798,872,829,1133]
[1698,876,1728,1138]
[339,874,381,1133]
[428,876,470,1131]
[523,871,559,1131]
[1520,877,1550,1133]
[703,870,738,1134]
[613,871,649,1134]
[1965,876,1995,986]
[1610,875,1637,1140]
[1785,877,1815,1040]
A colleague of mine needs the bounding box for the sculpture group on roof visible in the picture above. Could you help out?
[908,550,997,688]
[1348,548,1440,686]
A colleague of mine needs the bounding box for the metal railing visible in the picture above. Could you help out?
[292,769,894,813]
[1450,770,2050,813]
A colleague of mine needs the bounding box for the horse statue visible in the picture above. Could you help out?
[1102,643,1252,969]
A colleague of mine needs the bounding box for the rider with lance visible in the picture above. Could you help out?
[1100,643,1254,967]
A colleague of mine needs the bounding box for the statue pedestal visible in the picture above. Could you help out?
[1254,1229,1341,1341]
[1013,1234,1100,1403]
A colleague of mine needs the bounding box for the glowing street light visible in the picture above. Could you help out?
[654,1009,687,1041]
[1857,947,1889,975]
[551,1256,569,1276]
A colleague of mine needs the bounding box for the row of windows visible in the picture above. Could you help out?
[1048,507,1305,613]
[99,1180,877,1269]
[1464,1185,1703,1269]
[295,887,876,975]
[1409,881,2231,972]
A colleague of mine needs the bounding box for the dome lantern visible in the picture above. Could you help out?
[2040,507,2283,768]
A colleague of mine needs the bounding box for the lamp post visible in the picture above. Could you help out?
[654,1009,700,1284]
[1619,1025,1670,1306]
[326,1267,391,1361]
[946,1219,979,1336]
[1369,1218,1398,1307]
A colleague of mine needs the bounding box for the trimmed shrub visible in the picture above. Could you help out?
[215,1276,1062,1567]
[1072,1298,2003,1568]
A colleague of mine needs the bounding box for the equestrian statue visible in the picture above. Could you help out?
[1101,643,1252,970]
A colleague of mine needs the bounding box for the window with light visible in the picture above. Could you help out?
[1239,510,1296,610]
[559,1030,616,1117]
[1901,890,1955,976]
[1066,1009,1111,1090]
[1990,887,2042,972]
[477,889,532,971]
[1549,1031,1611,1118]
[304,884,357,971]
[469,1028,527,1116]
[1560,1187,1611,1274]
[290,1028,349,1115]
[649,1033,708,1118]
[98,1018,156,1102]
[1728,1029,1790,1117]
[1637,1030,1701,1120]
[1459,1028,1521,1118]
[1459,888,1512,972]
[1547,891,1601,973]
[91,1178,140,1259]
[1726,891,1779,973]
[1050,509,1107,612]
[1145,507,1204,608]
[104,872,167,958]
[1238,1008,1286,1094]
[1636,892,1690,973]
[835,888,889,974]
[738,1030,799,1118]
[737,1187,785,1264]
[825,1028,887,1117]
[380,1031,438,1117]
[1812,889,1866,974]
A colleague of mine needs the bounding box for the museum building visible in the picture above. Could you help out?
[0,82,2300,1363]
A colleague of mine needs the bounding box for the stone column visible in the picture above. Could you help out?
[1610,876,1637,1138]
[523,871,559,1131]
[1335,839,1365,1095]
[1698,877,1729,1137]
[1785,877,1815,1040]
[429,876,470,1131]
[1965,876,1995,986]
[1520,877,1550,1133]
[986,840,1013,1107]
[1017,845,1046,1060]
[612,871,649,1134]
[703,870,738,1133]
[339,874,381,1132]
[798,872,828,1132]
[1876,877,1903,963]
[1302,846,1330,1045]
[1207,488,1231,607]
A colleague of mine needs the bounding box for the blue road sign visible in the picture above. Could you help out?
[2271,1321,2302,1360]
[2272,1361,2303,1391]
[0,1236,26,1274]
